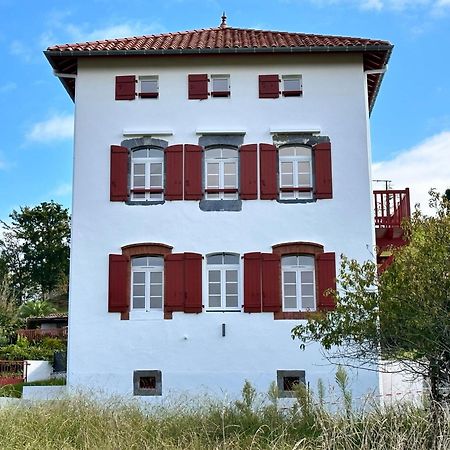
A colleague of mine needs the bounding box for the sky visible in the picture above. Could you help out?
[0,0,449,222]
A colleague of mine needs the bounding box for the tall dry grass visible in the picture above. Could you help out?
[0,386,448,450]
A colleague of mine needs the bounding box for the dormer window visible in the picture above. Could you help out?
[139,76,158,98]
[131,147,164,201]
[211,75,230,97]
[205,147,238,199]
[282,75,302,97]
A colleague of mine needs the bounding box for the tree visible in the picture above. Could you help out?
[0,202,70,303]
[0,279,23,345]
[19,300,57,319]
[292,190,450,403]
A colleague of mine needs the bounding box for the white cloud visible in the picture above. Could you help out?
[0,82,17,94]
[26,114,74,143]
[372,131,450,213]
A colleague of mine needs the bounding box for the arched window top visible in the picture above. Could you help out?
[131,256,164,268]
[281,255,314,268]
[132,147,164,158]
[205,147,238,159]
[279,145,311,158]
[206,253,240,265]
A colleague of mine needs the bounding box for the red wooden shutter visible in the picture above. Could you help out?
[110,145,129,201]
[261,253,281,312]
[316,252,336,310]
[239,144,258,200]
[184,253,202,313]
[184,144,203,200]
[260,144,278,200]
[165,145,184,200]
[188,74,208,100]
[108,254,129,312]
[314,142,333,199]
[243,253,262,312]
[259,75,280,98]
[164,254,185,312]
[115,75,136,100]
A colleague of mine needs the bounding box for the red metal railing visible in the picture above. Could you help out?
[374,189,411,228]
[17,327,68,340]
[0,360,26,386]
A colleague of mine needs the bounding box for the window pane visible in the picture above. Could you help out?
[279,147,296,157]
[207,255,223,265]
[148,148,163,158]
[150,163,162,175]
[212,77,229,91]
[134,163,145,175]
[141,79,158,93]
[280,191,295,200]
[298,256,314,267]
[132,257,147,267]
[301,271,314,283]
[150,297,163,309]
[132,193,145,200]
[150,284,162,297]
[298,191,313,200]
[224,175,236,188]
[206,148,221,158]
[284,284,296,297]
[225,264,239,275]
[281,174,294,186]
[282,257,297,266]
[133,297,145,309]
[281,161,293,173]
[207,162,219,174]
[207,174,219,187]
[298,174,311,185]
[133,272,145,283]
[224,162,236,175]
[150,192,163,200]
[302,284,314,296]
[284,297,297,309]
[134,176,145,188]
[207,192,220,199]
[209,296,221,308]
[302,296,315,309]
[133,284,145,297]
[133,149,147,158]
[298,161,310,173]
[150,175,162,187]
[150,272,163,283]
[296,147,311,158]
[283,271,296,283]
[222,148,237,158]
[223,192,238,199]
[209,283,221,295]
[284,78,301,91]
[226,295,238,308]
[226,282,238,295]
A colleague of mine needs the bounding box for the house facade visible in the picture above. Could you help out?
[45,22,392,400]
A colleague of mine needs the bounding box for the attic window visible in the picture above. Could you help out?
[282,75,302,97]
[139,76,159,98]
[211,75,230,97]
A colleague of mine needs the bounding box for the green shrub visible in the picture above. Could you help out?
[0,336,66,361]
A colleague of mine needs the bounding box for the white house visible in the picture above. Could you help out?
[45,18,394,400]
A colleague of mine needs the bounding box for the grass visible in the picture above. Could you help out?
[0,382,448,450]
[0,377,65,398]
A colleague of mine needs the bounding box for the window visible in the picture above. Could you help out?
[282,255,315,311]
[131,256,164,312]
[282,75,302,97]
[277,370,306,397]
[133,370,162,396]
[131,147,164,201]
[205,147,239,199]
[206,253,240,310]
[279,146,313,200]
[139,76,158,98]
[211,74,230,97]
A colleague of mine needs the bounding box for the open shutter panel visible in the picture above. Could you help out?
[259,75,280,98]
[314,142,333,199]
[108,254,129,312]
[165,145,184,200]
[164,254,185,313]
[188,74,208,100]
[184,144,203,200]
[261,253,281,312]
[260,144,278,200]
[316,252,337,310]
[110,145,129,201]
[115,75,136,100]
[239,144,258,199]
[184,253,203,313]
[243,253,262,312]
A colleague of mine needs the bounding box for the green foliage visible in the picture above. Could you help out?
[0,201,70,302]
[0,336,66,361]
[0,377,65,398]
[292,190,450,402]
[0,279,23,344]
[19,300,57,318]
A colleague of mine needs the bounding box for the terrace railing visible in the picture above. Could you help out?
[17,327,68,341]
[374,188,411,229]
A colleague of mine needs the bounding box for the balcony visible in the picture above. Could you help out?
[17,327,68,341]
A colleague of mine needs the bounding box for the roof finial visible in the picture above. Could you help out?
[220,11,227,28]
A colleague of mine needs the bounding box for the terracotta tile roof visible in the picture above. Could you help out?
[45,26,392,112]
[47,27,390,52]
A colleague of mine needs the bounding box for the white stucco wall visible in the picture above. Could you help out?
[25,360,53,383]
[67,53,377,400]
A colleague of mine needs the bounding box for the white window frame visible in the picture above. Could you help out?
[131,147,164,201]
[279,145,313,200]
[282,75,302,96]
[206,253,241,311]
[282,255,316,312]
[131,256,164,316]
[204,147,239,200]
[210,74,231,97]
[139,75,159,98]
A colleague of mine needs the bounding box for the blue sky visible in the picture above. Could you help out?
[0,0,449,221]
